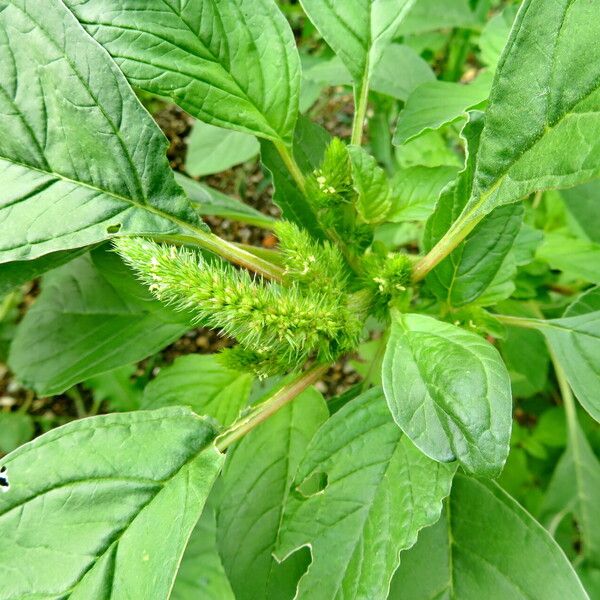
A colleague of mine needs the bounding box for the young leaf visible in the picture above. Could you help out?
[394,73,492,146]
[382,312,512,477]
[348,145,392,224]
[0,0,201,264]
[66,0,301,144]
[274,388,455,600]
[465,0,600,222]
[9,249,190,396]
[299,0,415,100]
[84,364,143,413]
[390,475,589,599]
[396,0,483,35]
[185,121,259,178]
[541,419,600,569]
[0,412,34,454]
[0,407,224,598]
[388,165,459,222]
[142,354,253,427]
[424,115,524,307]
[260,117,330,240]
[172,499,235,600]
[217,388,328,600]
[478,6,519,70]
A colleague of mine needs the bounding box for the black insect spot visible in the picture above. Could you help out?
[107,223,122,234]
[0,466,9,492]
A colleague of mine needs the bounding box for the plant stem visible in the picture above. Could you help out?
[494,314,544,330]
[215,363,329,452]
[158,231,285,282]
[274,141,307,194]
[412,214,480,282]
[351,82,369,146]
[549,346,578,437]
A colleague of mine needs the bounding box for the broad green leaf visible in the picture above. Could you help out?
[303,44,434,102]
[388,165,459,222]
[541,419,600,569]
[562,181,600,243]
[0,412,34,454]
[382,312,512,477]
[390,475,589,599]
[175,173,276,229]
[142,354,253,427]
[394,73,492,145]
[424,115,524,307]
[84,364,143,412]
[9,249,190,396]
[533,288,600,422]
[395,129,461,169]
[275,388,455,600]
[217,387,328,600]
[396,0,483,35]
[261,117,329,240]
[172,499,235,600]
[465,0,600,224]
[0,0,201,264]
[537,233,600,284]
[348,145,392,224]
[478,6,519,69]
[66,0,301,144]
[0,407,224,598]
[299,0,415,99]
[185,121,259,178]
[0,249,87,298]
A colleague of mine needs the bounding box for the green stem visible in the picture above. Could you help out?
[158,231,285,282]
[351,82,369,146]
[0,290,18,321]
[494,314,544,330]
[275,141,307,194]
[412,213,481,282]
[215,363,329,452]
[549,346,578,437]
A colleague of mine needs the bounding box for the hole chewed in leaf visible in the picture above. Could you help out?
[295,471,328,499]
[0,466,9,492]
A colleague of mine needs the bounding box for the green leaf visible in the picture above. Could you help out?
[348,145,392,224]
[0,407,224,598]
[9,249,190,396]
[541,419,600,569]
[395,129,461,169]
[465,0,600,223]
[537,233,600,284]
[185,121,259,178]
[388,165,459,222]
[0,0,201,264]
[260,117,329,240]
[175,173,276,229]
[424,114,524,307]
[303,44,434,102]
[0,249,87,298]
[299,0,415,98]
[66,0,301,144]
[535,288,600,422]
[275,388,455,600]
[142,354,253,427]
[172,499,235,600]
[382,312,512,477]
[0,412,34,454]
[478,6,519,70]
[397,0,483,35]
[217,387,328,600]
[562,181,600,244]
[390,475,589,599]
[394,73,493,146]
[84,364,143,412]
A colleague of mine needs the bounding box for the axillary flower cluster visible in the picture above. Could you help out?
[116,139,413,378]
